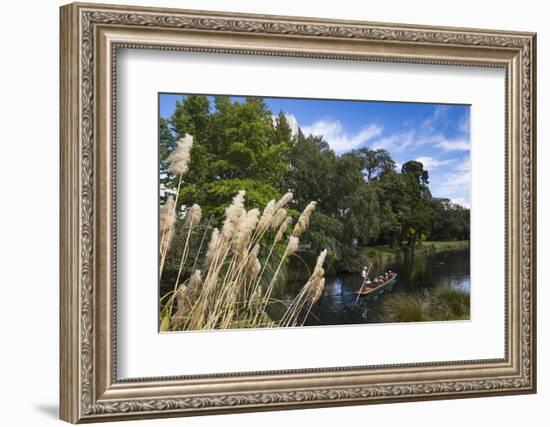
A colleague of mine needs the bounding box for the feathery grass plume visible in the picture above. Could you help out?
[205,228,220,267]
[171,203,202,315]
[310,277,325,304]
[274,192,293,210]
[257,199,276,233]
[246,244,259,268]
[170,270,203,330]
[250,284,262,305]
[169,288,187,330]
[279,248,327,327]
[185,203,202,228]
[312,249,327,279]
[221,190,246,241]
[307,249,327,293]
[251,258,261,278]
[159,196,177,275]
[234,208,260,253]
[159,196,176,233]
[159,168,325,330]
[293,201,317,237]
[274,216,292,243]
[285,236,299,257]
[249,243,260,260]
[188,270,203,294]
[270,208,288,231]
[246,244,262,278]
[167,134,193,175]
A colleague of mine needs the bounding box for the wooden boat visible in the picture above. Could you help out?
[356,273,398,297]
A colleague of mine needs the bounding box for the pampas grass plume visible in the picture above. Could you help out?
[275,217,292,242]
[185,203,202,227]
[221,190,246,241]
[257,199,276,233]
[160,196,176,232]
[285,236,299,257]
[235,208,260,253]
[275,192,293,210]
[205,228,220,267]
[270,208,288,231]
[167,134,193,175]
[293,201,317,237]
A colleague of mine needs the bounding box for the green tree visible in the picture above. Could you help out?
[302,211,344,255]
[170,95,211,143]
[354,147,396,182]
[430,198,470,241]
[333,152,381,246]
[159,117,176,184]
[166,96,291,224]
[206,97,288,182]
[169,95,212,187]
[401,160,432,199]
[373,171,411,246]
[273,111,293,145]
[161,94,471,269]
[288,131,336,211]
[401,160,430,186]
[400,172,433,245]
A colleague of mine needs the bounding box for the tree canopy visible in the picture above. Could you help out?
[161,95,470,262]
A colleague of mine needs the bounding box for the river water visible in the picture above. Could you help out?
[281,248,470,326]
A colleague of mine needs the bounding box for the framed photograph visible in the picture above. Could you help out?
[60,2,537,423]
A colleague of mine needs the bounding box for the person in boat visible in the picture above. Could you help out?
[360,267,368,292]
[363,279,373,291]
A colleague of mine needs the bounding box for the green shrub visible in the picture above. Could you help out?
[381,287,469,323]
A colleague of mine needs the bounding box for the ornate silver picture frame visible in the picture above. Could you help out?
[60,2,536,423]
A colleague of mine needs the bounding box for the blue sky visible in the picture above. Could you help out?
[160,94,470,207]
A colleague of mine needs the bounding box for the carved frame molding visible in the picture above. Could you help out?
[60,2,536,423]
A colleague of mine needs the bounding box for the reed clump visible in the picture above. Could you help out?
[380,287,470,323]
[160,135,326,331]
[381,293,427,323]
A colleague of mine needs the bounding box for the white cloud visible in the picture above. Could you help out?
[415,156,456,170]
[411,132,470,152]
[422,105,448,130]
[432,157,471,207]
[371,130,415,152]
[455,157,470,172]
[440,170,470,189]
[451,198,470,208]
[301,120,382,153]
[458,112,470,135]
[436,138,470,151]
[271,113,299,136]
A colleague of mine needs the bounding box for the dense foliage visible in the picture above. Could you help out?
[161,95,470,265]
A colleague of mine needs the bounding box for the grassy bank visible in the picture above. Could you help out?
[381,287,470,323]
[340,240,469,273]
[364,240,468,267]
[289,240,469,279]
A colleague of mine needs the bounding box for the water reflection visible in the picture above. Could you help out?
[280,249,470,326]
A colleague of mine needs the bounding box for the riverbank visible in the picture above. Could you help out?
[297,248,471,326]
[288,241,469,279]
[366,240,469,265]
[339,240,469,273]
